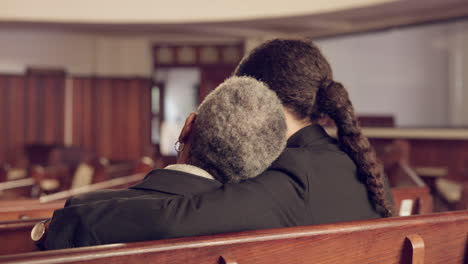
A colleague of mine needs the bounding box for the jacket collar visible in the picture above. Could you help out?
[287,124,337,148]
[129,169,222,196]
[164,164,215,180]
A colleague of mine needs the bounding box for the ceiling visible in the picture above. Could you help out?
[1,0,468,39]
[0,0,396,23]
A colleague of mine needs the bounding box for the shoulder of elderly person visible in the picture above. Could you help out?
[65,166,221,207]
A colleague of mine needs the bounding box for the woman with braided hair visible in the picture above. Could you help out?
[45,39,394,249]
[235,39,394,217]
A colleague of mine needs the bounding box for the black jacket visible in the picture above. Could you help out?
[46,125,391,249]
[65,169,222,206]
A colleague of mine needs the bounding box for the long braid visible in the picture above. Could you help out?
[316,80,393,217]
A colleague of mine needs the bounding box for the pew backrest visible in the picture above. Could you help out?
[1,210,467,264]
[31,165,70,193]
[0,165,7,182]
[0,201,64,221]
[0,218,45,255]
[392,186,433,216]
[0,172,146,219]
[0,178,35,200]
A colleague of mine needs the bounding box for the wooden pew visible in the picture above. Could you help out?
[0,201,64,221]
[0,199,39,207]
[30,157,153,195]
[0,165,28,183]
[0,178,36,200]
[0,173,147,254]
[0,165,8,182]
[0,172,146,221]
[374,139,434,216]
[30,164,71,194]
[1,210,467,264]
[0,218,45,255]
[376,139,424,187]
[392,186,433,216]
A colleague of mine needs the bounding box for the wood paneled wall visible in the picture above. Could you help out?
[0,74,151,164]
[0,73,65,165]
[72,77,152,161]
[199,65,236,103]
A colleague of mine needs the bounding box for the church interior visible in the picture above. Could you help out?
[1,0,468,263]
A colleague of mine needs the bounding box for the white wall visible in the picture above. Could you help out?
[316,22,462,127]
[0,29,95,74]
[0,29,151,76]
[0,29,239,76]
[448,21,468,126]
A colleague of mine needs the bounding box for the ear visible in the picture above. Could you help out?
[178,112,197,144]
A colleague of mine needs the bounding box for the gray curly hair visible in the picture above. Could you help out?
[188,76,287,183]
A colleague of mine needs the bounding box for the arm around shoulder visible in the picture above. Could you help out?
[45,165,306,248]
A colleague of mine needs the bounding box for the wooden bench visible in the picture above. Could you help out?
[1,210,466,264]
[0,178,36,200]
[392,186,433,216]
[0,165,28,183]
[27,164,71,195]
[0,172,146,221]
[0,165,7,182]
[0,173,147,254]
[0,201,64,221]
[0,218,45,255]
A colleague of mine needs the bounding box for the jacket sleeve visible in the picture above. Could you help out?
[45,161,308,249]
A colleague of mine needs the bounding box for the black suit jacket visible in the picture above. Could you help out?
[46,125,392,249]
[45,169,221,248]
[65,169,221,206]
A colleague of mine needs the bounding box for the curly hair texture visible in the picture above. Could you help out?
[234,39,393,217]
[188,76,287,184]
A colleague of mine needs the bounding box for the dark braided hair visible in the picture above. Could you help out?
[234,38,393,217]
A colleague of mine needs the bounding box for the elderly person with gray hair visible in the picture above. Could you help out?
[43,76,287,248]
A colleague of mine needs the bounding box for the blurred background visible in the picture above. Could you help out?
[1,0,468,214]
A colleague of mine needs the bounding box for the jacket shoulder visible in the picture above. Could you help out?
[66,189,148,206]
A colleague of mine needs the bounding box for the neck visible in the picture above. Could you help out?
[283,108,313,138]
